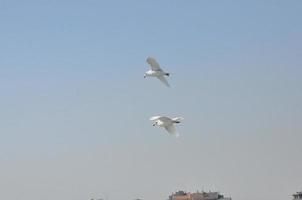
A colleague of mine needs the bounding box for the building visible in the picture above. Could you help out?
[169,191,231,200]
[293,192,302,200]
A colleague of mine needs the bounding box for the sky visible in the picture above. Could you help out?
[0,1,302,200]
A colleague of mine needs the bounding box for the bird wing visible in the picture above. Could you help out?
[150,116,171,122]
[146,57,162,71]
[164,124,177,134]
[157,76,170,87]
[158,116,172,123]
[150,116,162,121]
[172,117,184,123]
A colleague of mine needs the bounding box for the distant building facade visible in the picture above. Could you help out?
[169,191,231,200]
[293,192,302,200]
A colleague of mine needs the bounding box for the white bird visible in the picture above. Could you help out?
[144,57,170,87]
[149,116,184,137]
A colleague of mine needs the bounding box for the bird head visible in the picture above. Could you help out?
[152,121,158,126]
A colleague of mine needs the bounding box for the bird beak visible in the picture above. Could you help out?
[152,123,156,126]
[144,75,146,78]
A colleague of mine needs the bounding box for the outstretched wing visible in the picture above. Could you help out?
[172,117,184,123]
[157,76,170,87]
[150,116,171,122]
[164,124,177,134]
[146,57,162,71]
[150,116,162,121]
[157,116,172,123]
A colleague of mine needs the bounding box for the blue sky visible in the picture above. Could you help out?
[0,1,302,200]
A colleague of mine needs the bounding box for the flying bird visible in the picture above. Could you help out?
[150,116,184,137]
[144,57,170,87]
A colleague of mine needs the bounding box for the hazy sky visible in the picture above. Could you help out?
[0,1,302,200]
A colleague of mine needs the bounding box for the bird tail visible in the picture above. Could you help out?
[172,117,184,123]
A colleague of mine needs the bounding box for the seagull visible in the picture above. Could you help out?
[144,57,170,87]
[150,116,184,137]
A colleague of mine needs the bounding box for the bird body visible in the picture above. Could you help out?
[144,70,169,77]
